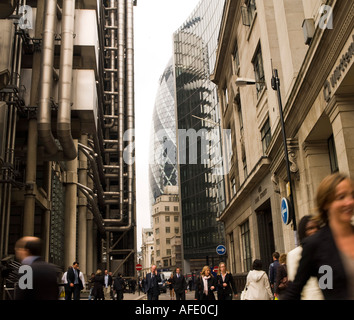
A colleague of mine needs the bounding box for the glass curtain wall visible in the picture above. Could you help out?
[173,0,226,262]
[149,59,178,210]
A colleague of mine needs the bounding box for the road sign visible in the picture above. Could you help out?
[281,197,291,225]
[213,266,219,273]
[216,245,226,255]
[136,264,142,271]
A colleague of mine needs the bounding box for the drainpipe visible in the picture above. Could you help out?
[118,0,125,223]
[105,0,135,232]
[37,0,59,157]
[57,0,77,160]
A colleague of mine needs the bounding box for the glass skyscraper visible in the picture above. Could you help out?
[173,0,226,267]
[149,58,178,209]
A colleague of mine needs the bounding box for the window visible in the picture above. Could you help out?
[174,216,179,222]
[233,42,240,74]
[165,216,170,222]
[252,45,265,97]
[328,135,339,173]
[175,227,179,234]
[241,0,257,26]
[157,250,160,257]
[174,206,178,212]
[241,220,252,272]
[166,227,170,233]
[231,178,236,197]
[156,239,160,245]
[165,206,170,211]
[155,228,159,235]
[261,118,271,154]
[166,249,171,256]
[166,238,170,245]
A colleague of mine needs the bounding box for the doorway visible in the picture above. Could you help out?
[256,199,275,272]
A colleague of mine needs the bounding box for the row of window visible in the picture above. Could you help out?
[154,205,179,213]
[154,215,179,223]
[155,227,180,234]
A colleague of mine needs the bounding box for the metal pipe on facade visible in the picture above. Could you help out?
[125,0,135,231]
[57,0,77,160]
[78,143,105,207]
[118,0,125,224]
[104,0,117,129]
[37,0,59,157]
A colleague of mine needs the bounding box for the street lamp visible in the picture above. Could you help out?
[236,69,298,242]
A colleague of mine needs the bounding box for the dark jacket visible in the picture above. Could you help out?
[195,276,216,300]
[144,272,161,295]
[113,276,125,291]
[92,274,104,299]
[216,273,237,296]
[269,259,280,285]
[282,225,349,300]
[172,274,187,294]
[275,264,287,295]
[67,267,83,290]
[15,257,60,300]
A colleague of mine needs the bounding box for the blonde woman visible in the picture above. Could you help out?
[195,266,216,300]
[92,269,104,300]
[216,262,238,300]
[284,173,354,300]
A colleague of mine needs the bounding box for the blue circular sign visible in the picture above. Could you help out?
[216,245,226,255]
[281,197,291,225]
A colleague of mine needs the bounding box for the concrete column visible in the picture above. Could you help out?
[78,134,88,274]
[64,140,78,268]
[326,95,354,178]
[23,0,45,236]
[86,169,95,275]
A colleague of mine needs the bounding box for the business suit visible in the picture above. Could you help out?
[66,267,83,300]
[172,274,187,300]
[15,257,60,300]
[216,272,237,300]
[283,225,349,300]
[144,272,161,300]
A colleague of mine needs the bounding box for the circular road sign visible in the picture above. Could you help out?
[136,264,143,271]
[281,197,291,225]
[216,245,226,255]
[213,266,219,273]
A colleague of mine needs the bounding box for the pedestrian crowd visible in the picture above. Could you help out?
[8,172,354,300]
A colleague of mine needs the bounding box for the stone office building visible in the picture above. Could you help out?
[212,0,354,279]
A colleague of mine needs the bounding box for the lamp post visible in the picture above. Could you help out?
[236,69,297,242]
[271,69,297,236]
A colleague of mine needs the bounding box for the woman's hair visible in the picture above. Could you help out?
[279,253,287,264]
[217,262,229,275]
[297,215,318,245]
[201,265,212,277]
[315,172,349,224]
[96,269,102,275]
[252,259,262,270]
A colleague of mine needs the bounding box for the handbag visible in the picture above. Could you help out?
[240,284,248,300]
[278,276,288,290]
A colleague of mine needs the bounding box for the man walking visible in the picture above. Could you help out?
[66,261,84,300]
[104,269,113,300]
[172,267,188,300]
[269,252,280,295]
[14,236,60,300]
[144,265,161,300]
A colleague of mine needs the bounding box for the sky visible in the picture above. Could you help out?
[134,0,200,249]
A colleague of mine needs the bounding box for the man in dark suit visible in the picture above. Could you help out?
[172,267,188,300]
[144,264,161,300]
[14,236,60,300]
[66,261,83,300]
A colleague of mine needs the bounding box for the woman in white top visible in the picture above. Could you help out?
[244,259,273,300]
[286,215,324,300]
